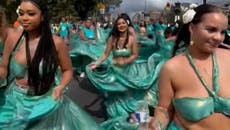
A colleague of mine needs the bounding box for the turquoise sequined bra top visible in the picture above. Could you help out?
[173,49,230,121]
[112,49,131,57]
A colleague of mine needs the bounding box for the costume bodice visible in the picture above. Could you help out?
[9,35,43,80]
[8,36,27,80]
[112,49,131,57]
[173,50,230,121]
[83,27,95,39]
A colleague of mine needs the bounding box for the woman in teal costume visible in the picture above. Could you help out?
[79,19,96,41]
[85,14,166,130]
[0,0,104,129]
[59,17,69,43]
[69,19,109,76]
[150,4,230,130]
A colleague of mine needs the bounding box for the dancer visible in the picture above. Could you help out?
[150,4,230,130]
[0,0,103,129]
[79,18,97,42]
[86,14,166,130]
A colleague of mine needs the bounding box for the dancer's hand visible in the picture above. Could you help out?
[52,86,63,100]
[89,62,97,70]
[149,117,162,130]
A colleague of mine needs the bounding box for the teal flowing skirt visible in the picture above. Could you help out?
[85,49,167,129]
[96,27,111,43]
[0,80,104,130]
[69,34,108,74]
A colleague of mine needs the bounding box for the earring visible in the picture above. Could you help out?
[190,40,194,46]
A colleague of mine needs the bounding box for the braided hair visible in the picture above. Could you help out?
[22,0,58,95]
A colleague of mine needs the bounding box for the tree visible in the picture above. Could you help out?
[103,0,123,12]
[0,0,20,24]
[2,0,123,23]
[1,0,77,23]
[49,0,78,22]
[74,0,97,20]
[73,0,122,20]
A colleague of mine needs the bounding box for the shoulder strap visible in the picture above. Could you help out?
[185,49,219,96]
[12,31,25,53]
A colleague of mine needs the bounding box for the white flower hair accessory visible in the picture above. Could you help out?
[183,9,196,24]
[16,6,20,16]
[126,20,130,25]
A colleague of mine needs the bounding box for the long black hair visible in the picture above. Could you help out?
[172,4,225,56]
[109,15,130,49]
[22,0,58,96]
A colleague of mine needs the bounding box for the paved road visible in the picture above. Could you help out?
[66,44,107,123]
[66,75,107,123]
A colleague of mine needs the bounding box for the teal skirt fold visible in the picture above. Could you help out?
[85,51,166,129]
[69,34,107,74]
[84,34,174,129]
[167,121,184,130]
[0,81,104,130]
[96,27,111,43]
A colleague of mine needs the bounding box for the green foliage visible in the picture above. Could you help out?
[1,0,122,23]
[0,0,20,24]
[74,0,97,20]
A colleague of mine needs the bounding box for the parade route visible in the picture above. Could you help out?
[66,75,107,123]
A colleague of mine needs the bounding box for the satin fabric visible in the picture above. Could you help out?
[0,34,104,130]
[69,27,110,75]
[85,34,171,129]
[173,51,230,121]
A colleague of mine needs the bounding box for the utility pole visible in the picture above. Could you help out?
[203,0,206,4]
